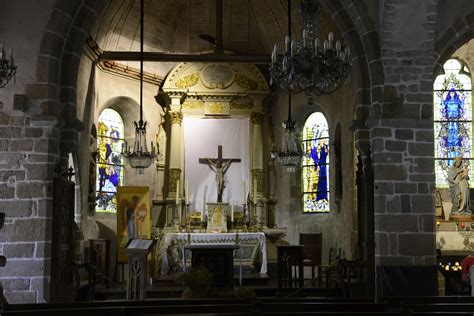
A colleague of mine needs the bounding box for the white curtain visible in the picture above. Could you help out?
[184,118,250,214]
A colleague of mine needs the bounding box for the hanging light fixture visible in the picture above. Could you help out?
[270,0,351,98]
[0,45,16,88]
[123,0,155,173]
[277,91,302,172]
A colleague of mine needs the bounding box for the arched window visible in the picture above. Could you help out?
[434,59,472,188]
[302,112,330,212]
[96,108,125,212]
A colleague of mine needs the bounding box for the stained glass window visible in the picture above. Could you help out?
[434,59,472,188]
[96,108,125,212]
[302,112,330,212]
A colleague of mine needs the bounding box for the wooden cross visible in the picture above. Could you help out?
[199,145,241,202]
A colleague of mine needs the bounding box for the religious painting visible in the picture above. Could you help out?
[116,186,151,262]
[301,112,330,212]
[96,108,125,212]
[207,203,228,233]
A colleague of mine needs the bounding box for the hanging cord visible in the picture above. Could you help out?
[139,0,144,124]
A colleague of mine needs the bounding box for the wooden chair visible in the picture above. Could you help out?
[299,233,322,284]
[276,245,304,297]
[323,247,342,287]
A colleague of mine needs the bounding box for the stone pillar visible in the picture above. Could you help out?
[167,108,183,226]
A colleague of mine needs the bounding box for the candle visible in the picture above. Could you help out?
[185,179,189,205]
[290,40,296,56]
[175,179,180,205]
[201,210,204,221]
[242,181,246,204]
[285,35,290,52]
[231,204,234,222]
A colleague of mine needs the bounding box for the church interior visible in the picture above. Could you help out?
[1,0,474,314]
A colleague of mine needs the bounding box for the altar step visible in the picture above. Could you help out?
[93,285,340,300]
[152,270,270,287]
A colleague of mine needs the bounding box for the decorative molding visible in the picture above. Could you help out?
[252,168,263,194]
[205,102,229,116]
[168,111,183,124]
[175,73,200,88]
[182,100,205,109]
[169,168,181,194]
[250,112,264,125]
[201,64,235,89]
[235,74,258,90]
[230,99,253,110]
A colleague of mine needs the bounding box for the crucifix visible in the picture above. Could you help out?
[199,145,241,203]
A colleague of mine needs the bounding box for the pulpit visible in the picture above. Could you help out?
[125,239,154,300]
[184,244,240,289]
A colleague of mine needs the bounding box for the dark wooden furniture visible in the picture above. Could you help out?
[299,233,322,284]
[89,239,110,285]
[125,239,154,300]
[277,245,304,296]
[184,244,240,289]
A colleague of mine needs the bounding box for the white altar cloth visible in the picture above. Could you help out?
[160,232,267,274]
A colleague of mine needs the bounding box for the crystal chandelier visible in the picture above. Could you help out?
[270,0,351,97]
[123,0,155,173]
[0,46,16,88]
[277,91,302,172]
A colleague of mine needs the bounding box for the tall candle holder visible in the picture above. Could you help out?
[241,203,249,232]
[184,202,191,232]
[250,198,258,232]
[174,201,182,233]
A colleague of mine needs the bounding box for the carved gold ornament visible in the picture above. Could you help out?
[182,100,204,109]
[230,99,253,110]
[169,111,183,124]
[175,73,199,88]
[235,74,258,90]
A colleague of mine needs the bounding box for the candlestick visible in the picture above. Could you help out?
[242,180,246,205]
[185,179,189,205]
[175,179,180,205]
[231,204,234,222]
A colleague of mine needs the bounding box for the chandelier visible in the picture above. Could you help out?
[0,46,16,88]
[277,91,302,172]
[270,0,351,97]
[123,0,155,173]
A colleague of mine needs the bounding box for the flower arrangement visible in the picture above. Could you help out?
[439,261,462,272]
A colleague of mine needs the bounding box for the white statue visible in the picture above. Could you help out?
[447,156,471,215]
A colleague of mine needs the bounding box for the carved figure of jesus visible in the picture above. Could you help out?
[199,145,241,202]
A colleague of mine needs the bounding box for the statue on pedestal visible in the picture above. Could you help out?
[447,156,471,216]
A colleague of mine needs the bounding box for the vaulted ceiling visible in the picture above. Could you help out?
[90,0,339,78]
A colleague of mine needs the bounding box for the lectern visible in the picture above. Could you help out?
[125,239,154,300]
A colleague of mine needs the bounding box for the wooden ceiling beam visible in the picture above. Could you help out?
[99,51,271,64]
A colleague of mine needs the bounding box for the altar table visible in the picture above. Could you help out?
[160,232,267,275]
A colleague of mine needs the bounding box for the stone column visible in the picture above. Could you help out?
[251,112,266,228]
[167,109,183,226]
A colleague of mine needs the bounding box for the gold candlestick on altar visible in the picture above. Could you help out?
[242,203,249,232]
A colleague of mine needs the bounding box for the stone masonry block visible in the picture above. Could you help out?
[411,194,434,213]
[408,142,433,157]
[0,259,50,277]
[422,214,435,232]
[414,157,434,173]
[0,200,33,218]
[374,153,403,164]
[374,164,407,181]
[394,182,417,193]
[3,243,35,258]
[395,129,414,140]
[0,278,30,291]
[9,139,33,152]
[415,130,433,142]
[389,233,398,255]
[4,291,37,304]
[385,140,407,152]
[24,163,55,181]
[401,195,412,213]
[0,219,51,242]
[24,128,43,138]
[375,182,394,194]
[376,214,419,232]
[16,182,44,199]
[386,195,401,213]
[398,233,435,256]
[35,242,52,259]
[375,232,389,256]
[0,184,15,199]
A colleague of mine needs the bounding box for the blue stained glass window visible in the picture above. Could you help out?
[302,112,330,212]
[434,59,472,188]
[96,108,125,212]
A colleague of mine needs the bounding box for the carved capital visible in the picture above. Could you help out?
[250,112,264,125]
[168,111,183,125]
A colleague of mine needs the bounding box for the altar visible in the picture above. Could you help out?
[160,232,267,275]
